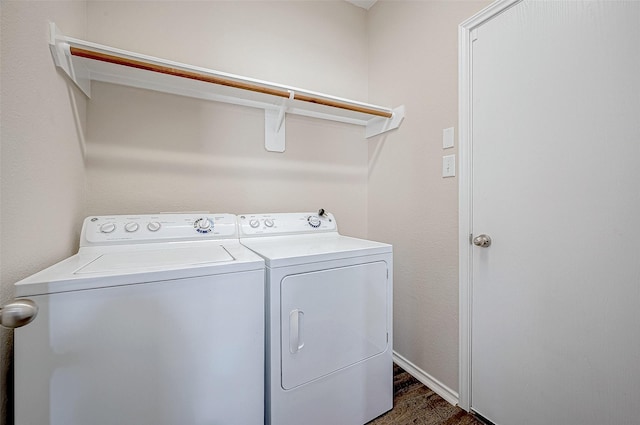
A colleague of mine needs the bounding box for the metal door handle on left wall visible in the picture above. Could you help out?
[0,299,38,329]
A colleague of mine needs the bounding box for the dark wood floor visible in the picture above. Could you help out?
[367,364,483,425]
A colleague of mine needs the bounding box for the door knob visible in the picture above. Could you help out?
[0,299,38,329]
[473,234,492,248]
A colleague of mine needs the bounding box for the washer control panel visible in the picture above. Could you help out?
[81,213,237,246]
[238,212,337,237]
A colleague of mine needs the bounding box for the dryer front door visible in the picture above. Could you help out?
[280,261,388,389]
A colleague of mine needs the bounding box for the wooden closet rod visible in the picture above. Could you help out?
[70,47,393,119]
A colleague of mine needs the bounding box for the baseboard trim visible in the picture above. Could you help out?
[392,351,460,407]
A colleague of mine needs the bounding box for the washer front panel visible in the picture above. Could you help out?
[15,270,265,425]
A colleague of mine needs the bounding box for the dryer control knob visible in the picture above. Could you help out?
[100,223,116,233]
[249,219,260,228]
[307,216,321,228]
[147,221,161,232]
[264,219,274,227]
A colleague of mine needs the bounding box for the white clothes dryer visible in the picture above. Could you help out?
[12,213,265,425]
[238,211,393,425]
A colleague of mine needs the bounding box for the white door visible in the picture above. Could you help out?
[467,1,640,424]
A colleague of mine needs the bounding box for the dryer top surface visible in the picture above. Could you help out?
[240,233,391,268]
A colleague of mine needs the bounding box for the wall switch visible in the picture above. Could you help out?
[443,154,456,177]
[443,127,455,149]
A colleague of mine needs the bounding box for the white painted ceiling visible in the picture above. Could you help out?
[345,0,377,10]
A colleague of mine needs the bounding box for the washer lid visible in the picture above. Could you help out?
[76,245,233,274]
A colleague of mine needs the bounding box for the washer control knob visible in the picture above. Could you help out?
[308,216,321,228]
[147,221,161,232]
[125,222,139,233]
[249,219,260,228]
[264,219,274,227]
[195,218,213,233]
[100,223,116,233]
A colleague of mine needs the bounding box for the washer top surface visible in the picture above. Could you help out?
[15,213,264,297]
[238,212,391,268]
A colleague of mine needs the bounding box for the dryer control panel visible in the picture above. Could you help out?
[80,213,237,246]
[238,212,337,237]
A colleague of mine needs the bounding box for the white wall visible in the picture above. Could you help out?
[0,2,87,424]
[367,0,489,395]
[84,1,371,237]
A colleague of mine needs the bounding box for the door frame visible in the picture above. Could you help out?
[457,0,521,412]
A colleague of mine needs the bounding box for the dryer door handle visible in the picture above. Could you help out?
[289,309,305,354]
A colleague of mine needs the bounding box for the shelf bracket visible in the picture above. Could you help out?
[265,91,294,153]
[48,23,91,97]
[265,109,285,153]
[365,105,405,138]
[276,91,294,133]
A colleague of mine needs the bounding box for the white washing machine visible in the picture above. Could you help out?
[238,211,393,425]
[12,213,265,425]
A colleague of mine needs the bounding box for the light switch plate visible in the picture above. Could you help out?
[443,154,456,177]
[443,127,455,149]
